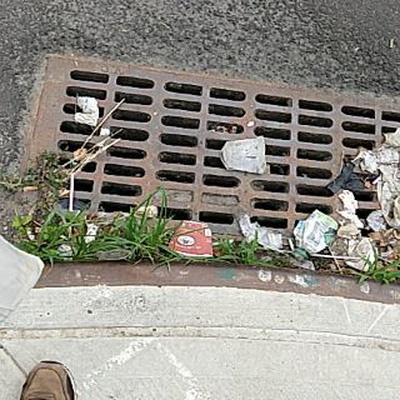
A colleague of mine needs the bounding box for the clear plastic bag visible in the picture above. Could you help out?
[0,235,44,322]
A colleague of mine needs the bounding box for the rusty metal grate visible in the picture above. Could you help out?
[26,55,400,235]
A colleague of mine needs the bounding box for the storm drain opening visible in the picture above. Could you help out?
[28,55,392,234]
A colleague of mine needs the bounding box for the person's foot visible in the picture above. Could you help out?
[20,361,75,400]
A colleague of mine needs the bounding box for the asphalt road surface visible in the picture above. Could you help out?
[0,0,399,168]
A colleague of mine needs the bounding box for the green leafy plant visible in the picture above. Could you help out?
[360,259,400,284]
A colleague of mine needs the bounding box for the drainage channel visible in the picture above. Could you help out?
[26,55,400,235]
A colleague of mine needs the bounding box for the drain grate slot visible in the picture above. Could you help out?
[298,131,332,145]
[29,56,391,234]
[112,110,151,123]
[164,99,201,112]
[160,133,198,147]
[342,121,375,134]
[297,167,332,180]
[165,82,202,96]
[209,104,246,118]
[255,94,292,107]
[296,203,332,214]
[157,170,195,184]
[73,179,94,193]
[297,149,332,162]
[299,115,333,128]
[116,76,154,89]
[203,175,240,188]
[66,86,107,100]
[297,185,333,197]
[115,92,153,105]
[202,193,239,206]
[199,211,234,224]
[255,110,292,123]
[70,70,109,83]
[382,111,400,123]
[269,164,290,176]
[104,164,145,177]
[162,208,192,220]
[252,199,288,211]
[252,180,289,193]
[210,88,246,102]
[299,99,333,112]
[159,152,197,166]
[255,127,291,140]
[207,121,243,134]
[342,138,375,150]
[99,201,132,212]
[161,116,200,129]
[204,156,225,169]
[108,147,147,160]
[205,139,226,150]
[111,127,149,142]
[60,121,93,135]
[101,182,142,196]
[252,216,288,229]
[342,106,375,119]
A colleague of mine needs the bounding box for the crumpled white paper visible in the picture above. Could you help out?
[293,210,338,254]
[366,210,387,232]
[355,128,400,228]
[239,214,283,251]
[221,137,266,174]
[74,96,99,127]
[337,190,364,229]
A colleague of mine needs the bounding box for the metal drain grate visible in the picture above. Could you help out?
[26,55,400,235]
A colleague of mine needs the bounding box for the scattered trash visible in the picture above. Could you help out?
[221,137,266,174]
[294,210,338,254]
[337,223,360,239]
[239,214,283,251]
[345,238,377,272]
[58,244,73,258]
[99,127,110,136]
[337,190,363,229]
[74,97,99,127]
[292,258,315,271]
[135,205,158,219]
[215,124,238,134]
[169,221,213,257]
[367,210,387,232]
[327,161,365,193]
[85,223,99,243]
[0,235,44,323]
[292,248,315,270]
[355,129,400,228]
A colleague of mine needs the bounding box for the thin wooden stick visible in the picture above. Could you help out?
[69,173,75,212]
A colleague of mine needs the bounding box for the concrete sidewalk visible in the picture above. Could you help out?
[1,285,400,399]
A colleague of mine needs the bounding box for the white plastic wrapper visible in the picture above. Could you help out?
[221,137,266,174]
[74,96,99,127]
[0,235,44,323]
[337,190,364,229]
[239,214,283,251]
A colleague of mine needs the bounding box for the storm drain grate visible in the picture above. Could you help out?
[26,55,400,235]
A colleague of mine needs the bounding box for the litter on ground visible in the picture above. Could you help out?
[239,214,283,251]
[74,96,99,127]
[221,137,266,174]
[169,221,213,257]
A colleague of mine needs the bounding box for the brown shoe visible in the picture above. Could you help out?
[20,361,75,400]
